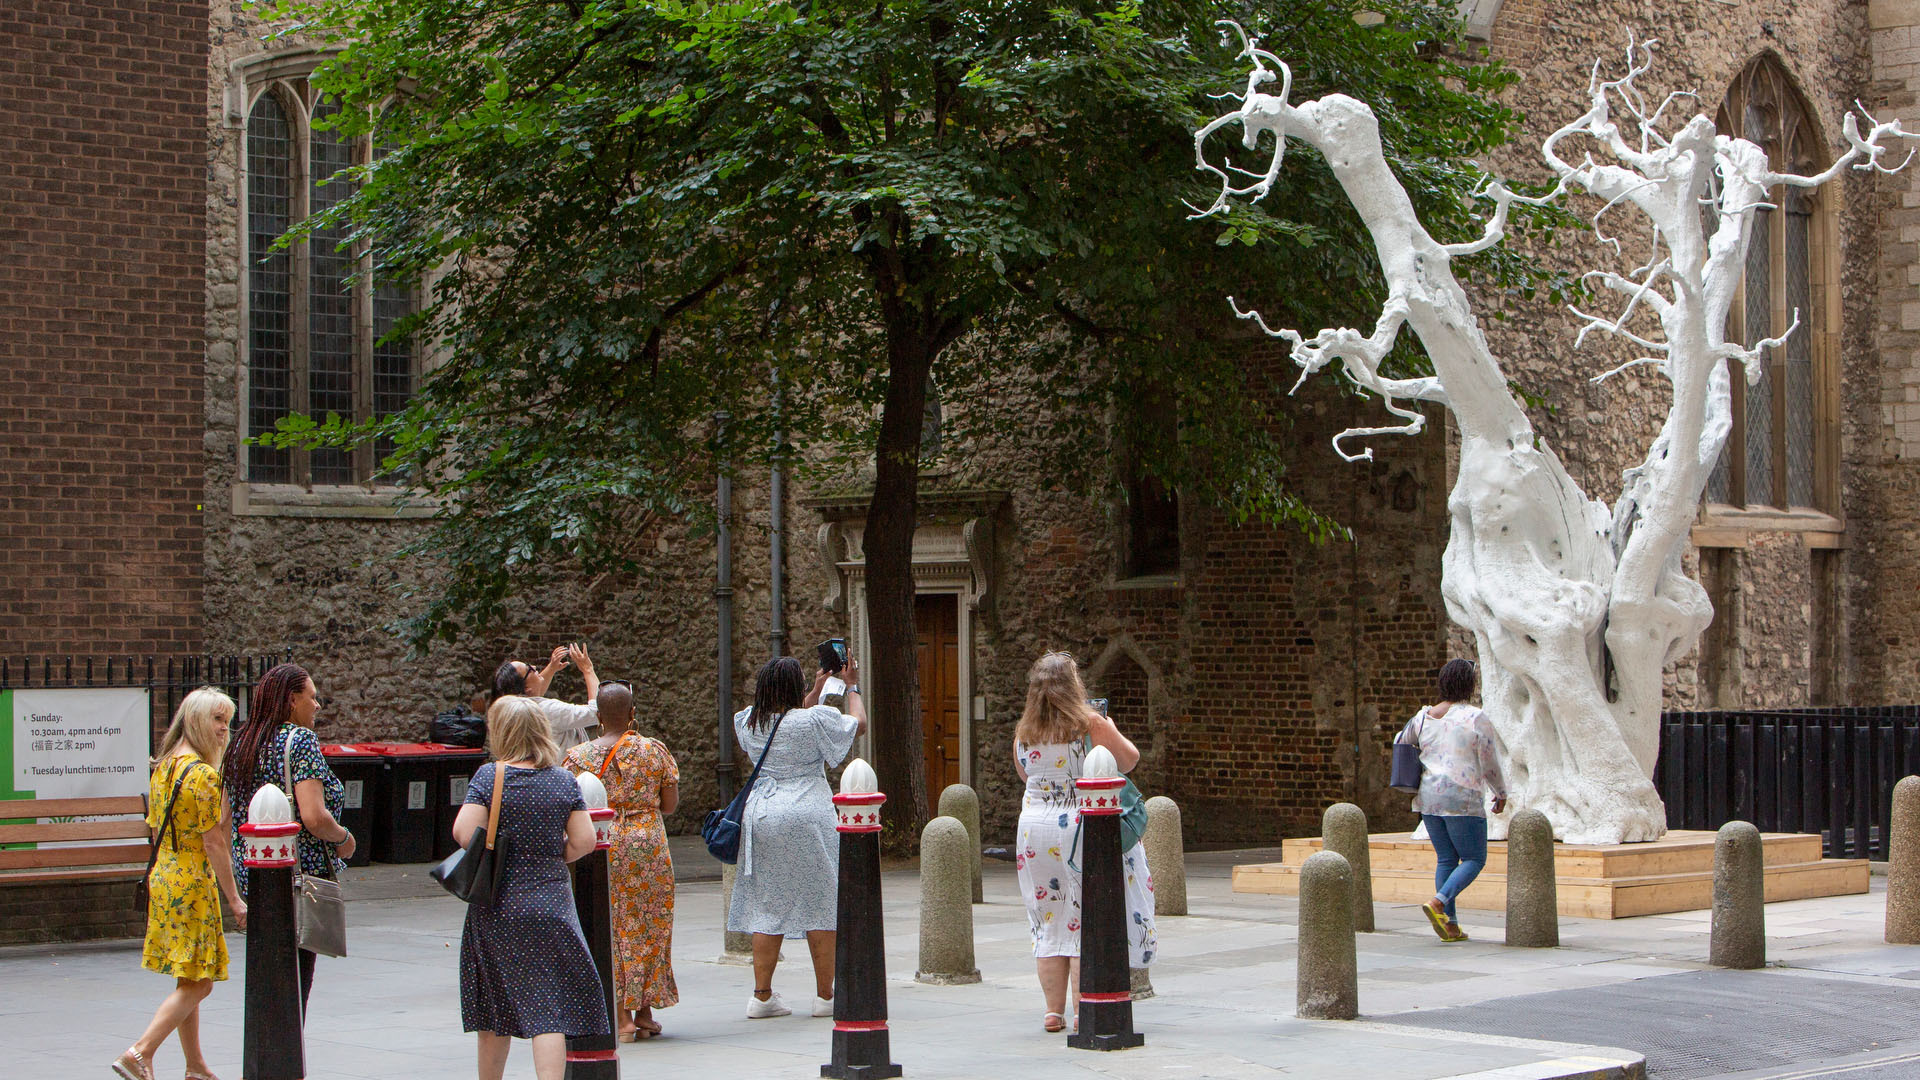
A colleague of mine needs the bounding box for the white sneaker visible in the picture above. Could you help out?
[812,996,835,1018]
[747,992,792,1019]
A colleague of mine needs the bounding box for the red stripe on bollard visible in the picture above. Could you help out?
[833,1020,889,1032]
[567,1050,619,1062]
[1078,991,1131,1004]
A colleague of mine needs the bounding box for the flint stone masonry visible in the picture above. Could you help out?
[914,816,980,985]
[1320,802,1374,933]
[1711,821,1767,969]
[1886,775,1920,943]
[1505,809,1559,948]
[1482,0,1892,710]
[1295,850,1358,1021]
[936,783,983,904]
[1143,796,1187,917]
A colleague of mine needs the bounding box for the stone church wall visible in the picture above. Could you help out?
[1479,0,1885,708]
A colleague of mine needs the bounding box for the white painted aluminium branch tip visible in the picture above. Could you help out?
[840,758,878,795]
[248,782,293,824]
[575,769,609,811]
[1084,745,1121,779]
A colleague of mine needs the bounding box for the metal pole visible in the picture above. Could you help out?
[770,375,787,661]
[716,412,737,804]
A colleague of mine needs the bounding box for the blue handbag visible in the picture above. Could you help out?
[1390,710,1426,794]
[702,710,785,863]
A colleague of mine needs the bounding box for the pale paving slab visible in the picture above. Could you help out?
[47,849,1920,1078]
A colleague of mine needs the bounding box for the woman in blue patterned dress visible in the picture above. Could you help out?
[1401,658,1507,942]
[224,663,356,1015]
[1013,651,1155,1033]
[727,655,867,1019]
[453,696,606,1080]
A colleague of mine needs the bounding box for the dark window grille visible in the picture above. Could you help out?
[1741,207,1774,508]
[246,93,294,483]
[242,78,415,488]
[370,138,413,477]
[307,98,357,485]
[1709,57,1828,513]
[1784,193,1816,508]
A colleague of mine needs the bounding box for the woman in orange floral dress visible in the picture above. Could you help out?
[563,681,680,1040]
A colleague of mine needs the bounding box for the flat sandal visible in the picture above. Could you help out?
[109,1048,153,1080]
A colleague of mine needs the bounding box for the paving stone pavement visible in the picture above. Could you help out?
[5,845,1907,1080]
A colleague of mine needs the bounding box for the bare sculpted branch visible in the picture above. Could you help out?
[1193,27,1919,843]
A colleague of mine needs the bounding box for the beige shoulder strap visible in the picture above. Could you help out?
[485,763,507,851]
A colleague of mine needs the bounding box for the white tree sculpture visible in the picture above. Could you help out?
[1193,30,1917,843]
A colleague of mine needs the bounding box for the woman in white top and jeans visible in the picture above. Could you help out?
[1401,659,1507,942]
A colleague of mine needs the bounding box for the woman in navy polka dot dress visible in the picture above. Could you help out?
[452,696,609,1080]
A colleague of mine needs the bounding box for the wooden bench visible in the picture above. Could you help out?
[0,796,152,884]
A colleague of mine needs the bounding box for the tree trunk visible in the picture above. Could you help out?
[862,332,934,851]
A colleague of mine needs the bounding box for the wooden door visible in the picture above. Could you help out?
[915,594,961,814]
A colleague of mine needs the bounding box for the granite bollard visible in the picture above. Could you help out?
[1710,820,1765,969]
[719,862,753,963]
[1129,965,1153,1000]
[1296,850,1357,1019]
[1887,776,1920,944]
[937,783,984,904]
[1320,802,1373,933]
[1144,796,1187,917]
[1504,808,1558,948]
[915,816,981,984]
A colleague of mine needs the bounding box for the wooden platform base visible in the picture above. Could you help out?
[1230,830,1868,919]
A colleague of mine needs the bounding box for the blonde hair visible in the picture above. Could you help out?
[488,695,562,768]
[1015,652,1096,747]
[156,686,235,770]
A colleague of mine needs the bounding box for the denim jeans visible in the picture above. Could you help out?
[1422,814,1488,920]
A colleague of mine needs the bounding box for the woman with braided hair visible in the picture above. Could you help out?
[223,663,356,1014]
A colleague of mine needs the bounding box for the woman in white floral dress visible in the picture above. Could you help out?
[1012,651,1155,1033]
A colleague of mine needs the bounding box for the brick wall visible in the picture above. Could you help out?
[0,2,208,657]
[0,877,145,946]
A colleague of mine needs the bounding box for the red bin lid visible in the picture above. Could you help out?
[421,743,488,757]
[347,741,444,757]
[320,744,380,757]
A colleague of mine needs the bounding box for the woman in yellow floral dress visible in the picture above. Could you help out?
[563,682,679,1040]
[113,688,248,1080]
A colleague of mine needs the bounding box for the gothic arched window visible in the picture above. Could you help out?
[1705,57,1835,513]
[243,70,415,486]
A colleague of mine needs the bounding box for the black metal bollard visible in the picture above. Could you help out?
[239,786,305,1080]
[822,759,900,1080]
[566,773,619,1080]
[1069,750,1144,1052]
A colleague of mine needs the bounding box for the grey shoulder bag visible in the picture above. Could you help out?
[284,729,348,958]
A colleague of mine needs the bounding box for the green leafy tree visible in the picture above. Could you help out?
[271,0,1552,832]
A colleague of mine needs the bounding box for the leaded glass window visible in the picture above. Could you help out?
[242,76,416,486]
[1710,57,1831,512]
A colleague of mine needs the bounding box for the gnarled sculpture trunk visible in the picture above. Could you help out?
[1193,31,1914,843]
